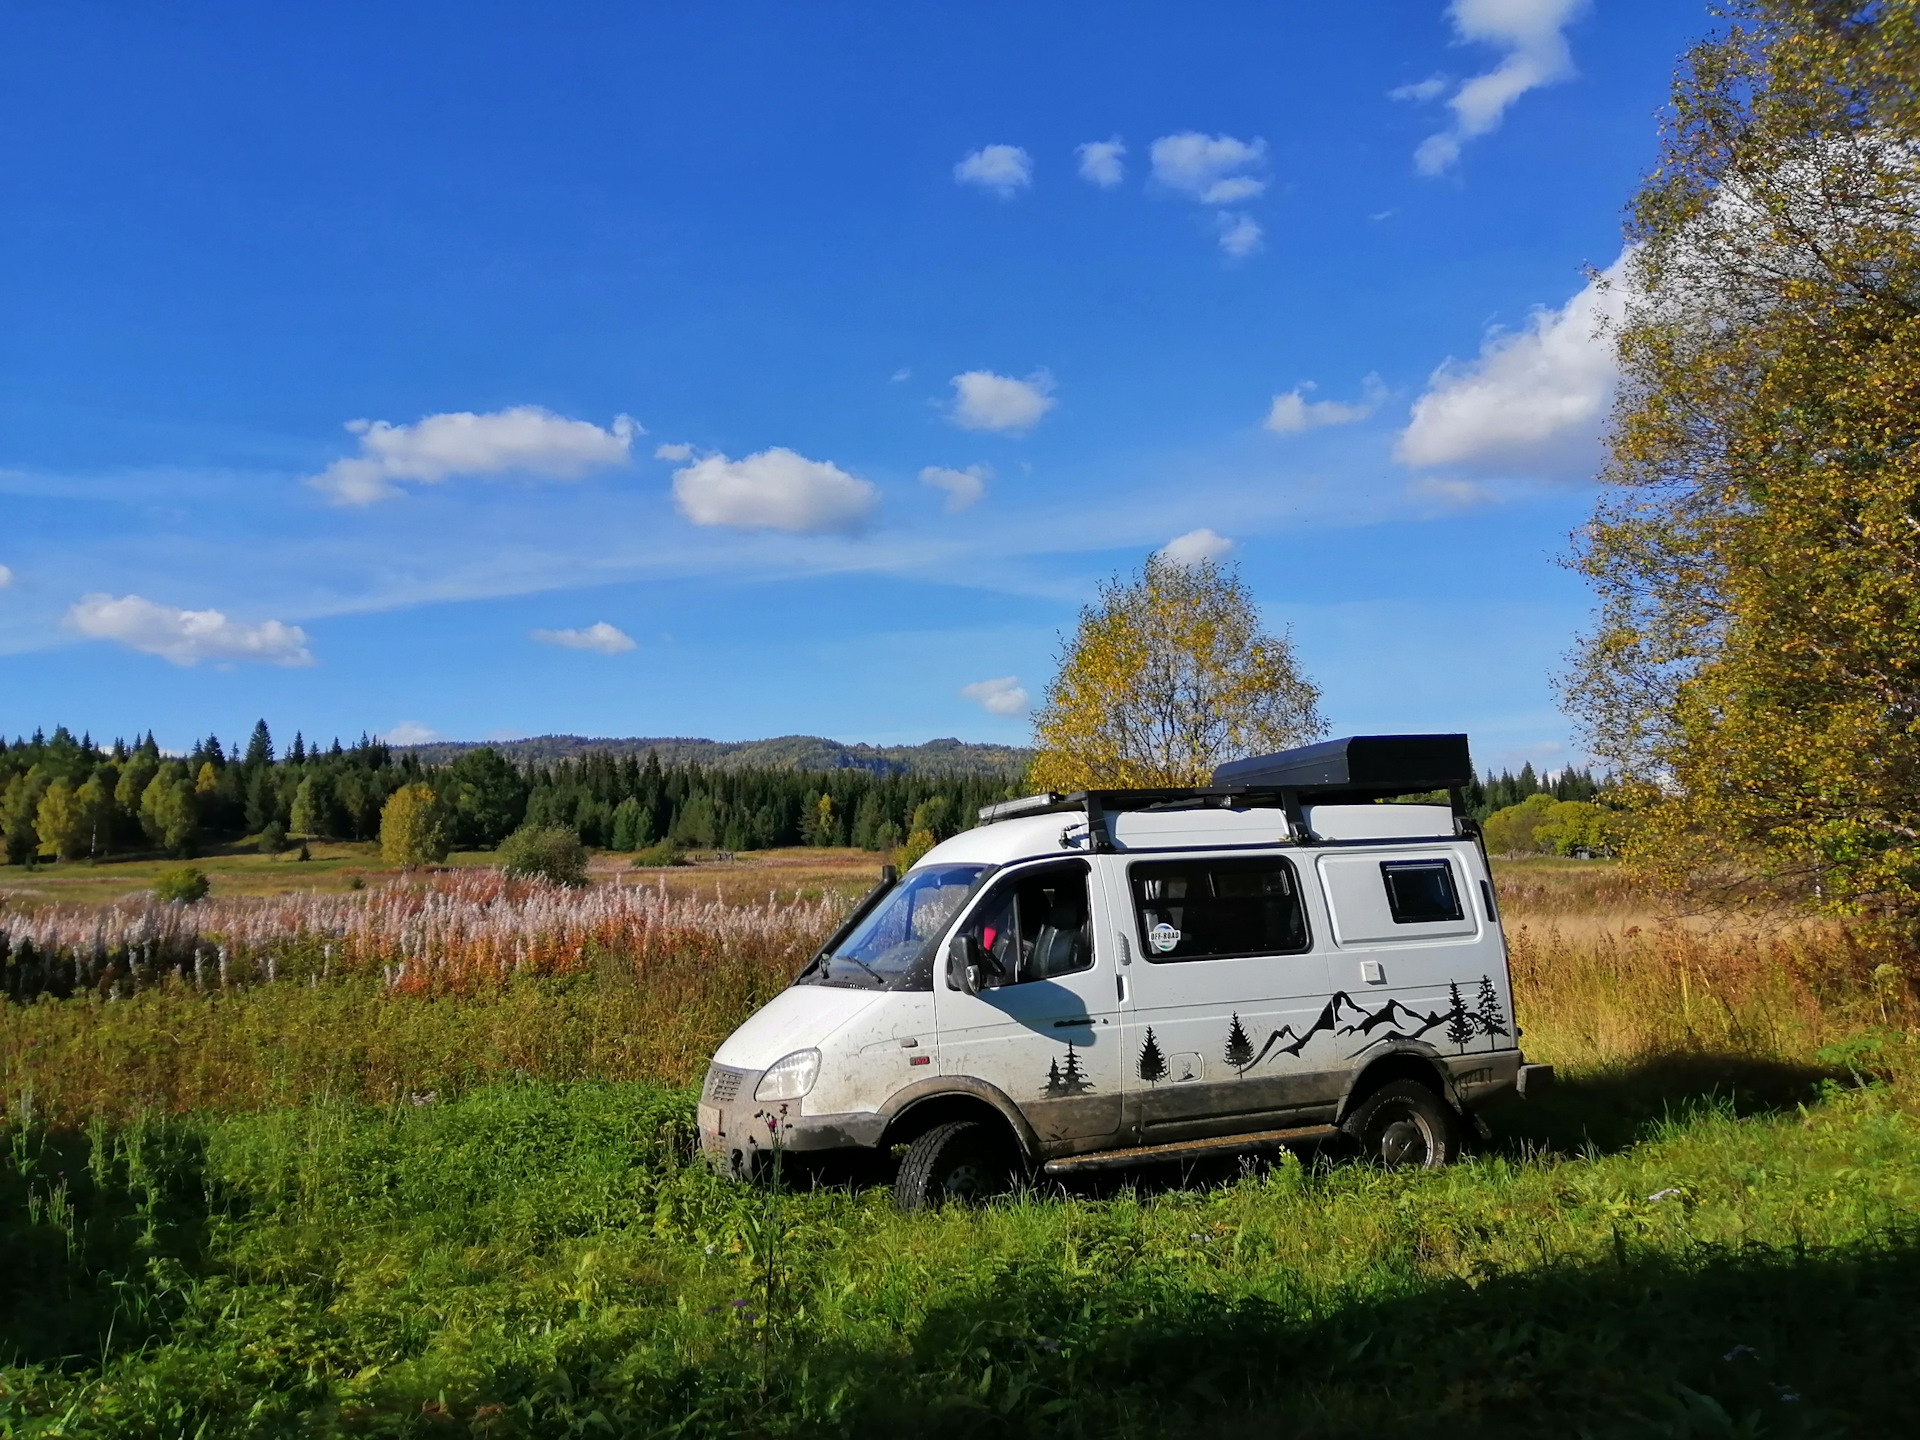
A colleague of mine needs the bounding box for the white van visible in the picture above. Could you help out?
[699,734,1552,1208]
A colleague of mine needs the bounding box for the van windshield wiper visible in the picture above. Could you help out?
[826,952,886,986]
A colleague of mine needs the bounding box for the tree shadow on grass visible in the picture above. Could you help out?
[1478,1051,1842,1159]
[783,1232,1920,1438]
[0,1120,218,1368]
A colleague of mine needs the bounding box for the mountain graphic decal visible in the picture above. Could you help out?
[1238,981,1496,1067]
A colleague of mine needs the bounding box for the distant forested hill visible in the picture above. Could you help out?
[398,734,1033,778]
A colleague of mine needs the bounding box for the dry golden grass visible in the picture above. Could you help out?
[3,851,1912,1126]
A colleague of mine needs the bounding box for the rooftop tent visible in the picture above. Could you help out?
[1211,734,1472,801]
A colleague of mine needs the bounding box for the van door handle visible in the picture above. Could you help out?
[1052,1017,1093,1028]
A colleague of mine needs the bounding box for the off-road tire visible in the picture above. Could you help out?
[1342,1079,1461,1169]
[892,1120,1012,1210]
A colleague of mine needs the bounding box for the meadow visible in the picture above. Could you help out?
[2,852,1916,1437]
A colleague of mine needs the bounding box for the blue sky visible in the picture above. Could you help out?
[0,0,1709,772]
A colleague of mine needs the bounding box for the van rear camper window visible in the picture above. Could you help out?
[1130,858,1310,962]
[1380,860,1464,924]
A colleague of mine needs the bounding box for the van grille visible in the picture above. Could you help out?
[705,1066,743,1104]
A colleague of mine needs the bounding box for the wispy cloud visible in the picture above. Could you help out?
[1265,375,1386,434]
[531,621,637,654]
[0,564,12,589]
[64,593,314,666]
[1215,212,1263,258]
[308,407,640,505]
[1076,137,1126,187]
[653,442,694,461]
[921,465,991,512]
[1150,132,1268,203]
[381,721,438,745]
[1158,528,1236,568]
[953,144,1033,198]
[1414,0,1588,176]
[1150,133,1269,255]
[672,448,879,534]
[1389,74,1448,102]
[961,675,1030,716]
[948,370,1057,434]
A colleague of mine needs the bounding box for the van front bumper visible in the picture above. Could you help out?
[697,1064,887,1179]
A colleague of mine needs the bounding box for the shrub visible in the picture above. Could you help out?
[152,866,209,905]
[258,820,287,855]
[629,841,687,868]
[499,824,589,886]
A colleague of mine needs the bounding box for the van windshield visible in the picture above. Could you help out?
[805,863,989,990]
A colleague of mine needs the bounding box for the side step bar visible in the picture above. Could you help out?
[1042,1123,1339,1176]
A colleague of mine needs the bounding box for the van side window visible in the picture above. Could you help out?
[954,861,1094,988]
[1130,858,1309,963]
[1380,859,1463,923]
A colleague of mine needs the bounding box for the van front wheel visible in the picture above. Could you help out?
[893,1120,1011,1210]
[1343,1080,1460,1169]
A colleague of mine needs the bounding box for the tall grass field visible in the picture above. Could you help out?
[2,856,1916,1437]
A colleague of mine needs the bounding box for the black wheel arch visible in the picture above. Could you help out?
[876,1076,1038,1162]
[1336,1043,1466,1124]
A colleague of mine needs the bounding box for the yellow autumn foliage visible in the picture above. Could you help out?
[1029,553,1324,791]
[1565,1,1920,922]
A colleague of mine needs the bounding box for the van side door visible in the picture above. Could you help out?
[933,859,1123,1144]
[1101,852,1338,1146]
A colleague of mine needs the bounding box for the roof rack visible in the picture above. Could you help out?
[975,734,1473,848]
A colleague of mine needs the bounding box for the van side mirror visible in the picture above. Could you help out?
[947,934,980,996]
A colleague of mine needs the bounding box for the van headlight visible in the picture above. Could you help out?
[754,1049,821,1102]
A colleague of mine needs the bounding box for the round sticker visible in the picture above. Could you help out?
[1149,921,1181,953]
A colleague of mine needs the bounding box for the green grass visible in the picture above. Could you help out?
[3,1063,1916,1438]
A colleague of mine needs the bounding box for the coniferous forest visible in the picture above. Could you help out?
[0,719,1605,865]
[0,722,1018,862]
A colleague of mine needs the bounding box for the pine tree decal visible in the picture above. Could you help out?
[1224,1012,1255,1074]
[1473,974,1509,1050]
[1137,1027,1168,1085]
[1059,1045,1094,1095]
[1445,979,1474,1051]
[1042,1057,1065,1098]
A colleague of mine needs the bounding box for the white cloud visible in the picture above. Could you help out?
[671,447,878,533]
[948,370,1057,434]
[0,564,12,589]
[1149,132,1268,204]
[653,442,694,462]
[1215,212,1264,257]
[954,144,1033,198]
[308,407,640,505]
[1416,0,1588,176]
[1077,138,1126,187]
[64,593,314,666]
[1265,375,1386,434]
[382,721,438,746]
[1158,528,1236,567]
[1410,474,1498,507]
[532,621,636,654]
[1390,75,1448,102]
[1396,252,1627,478]
[961,675,1030,717]
[920,465,991,512]
[890,368,912,383]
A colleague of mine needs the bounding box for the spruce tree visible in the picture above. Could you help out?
[1137,1026,1168,1085]
[1224,1012,1254,1073]
[1445,980,1475,1051]
[1473,975,1509,1048]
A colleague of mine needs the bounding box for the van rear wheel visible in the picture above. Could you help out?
[1343,1079,1460,1169]
[893,1120,1011,1210]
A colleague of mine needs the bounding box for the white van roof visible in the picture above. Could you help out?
[913,802,1459,871]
